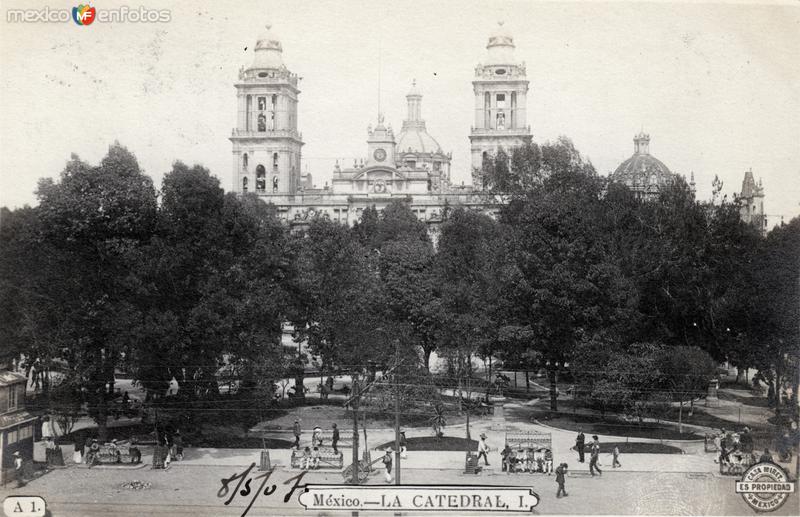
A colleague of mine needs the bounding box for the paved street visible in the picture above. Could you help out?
[3,461,796,516]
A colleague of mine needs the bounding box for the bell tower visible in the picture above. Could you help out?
[231,25,304,195]
[468,22,532,189]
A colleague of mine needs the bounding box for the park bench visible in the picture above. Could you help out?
[290,448,343,469]
[505,431,552,449]
[87,443,141,466]
[504,431,554,474]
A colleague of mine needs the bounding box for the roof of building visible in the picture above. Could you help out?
[396,127,443,155]
[740,168,763,199]
[0,410,36,430]
[0,371,26,387]
[611,133,674,191]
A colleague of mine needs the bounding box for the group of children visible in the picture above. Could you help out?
[501,446,554,473]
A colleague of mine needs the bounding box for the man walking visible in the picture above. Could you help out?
[383,449,393,483]
[292,420,301,449]
[575,430,585,463]
[331,423,339,454]
[477,433,490,466]
[589,435,602,476]
[555,463,568,498]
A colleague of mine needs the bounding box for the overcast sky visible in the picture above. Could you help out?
[2,0,799,225]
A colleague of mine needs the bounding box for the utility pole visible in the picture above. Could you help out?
[394,340,401,485]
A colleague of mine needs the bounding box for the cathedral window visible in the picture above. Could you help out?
[510,92,517,127]
[273,152,279,171]
[258,97,266,111]
[496,112,505,130]
[256,164,266,192]
[433,161,441,171]
[242,153,248,170]
[242,176,248,193]
[496,94,506,109]
[258,113,266,132]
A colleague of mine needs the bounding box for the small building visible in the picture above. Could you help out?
[1,371,36,483]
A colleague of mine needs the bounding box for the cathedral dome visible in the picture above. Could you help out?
[611,132,674,195]
[395,80,444,155]
[396,127,443,154]
[250,24,285,70]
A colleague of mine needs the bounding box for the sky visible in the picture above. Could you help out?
[1,0,799,225]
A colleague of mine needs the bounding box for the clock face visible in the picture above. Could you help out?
[373,148,387,162]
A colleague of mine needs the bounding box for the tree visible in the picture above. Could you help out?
[33,144,158,439]
[496,139,637,411]
[435,208,498,439]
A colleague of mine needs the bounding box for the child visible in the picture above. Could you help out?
[302,446,312,470]
[311,446,320,469]
[383,449,393,483]
[612,445,621,468]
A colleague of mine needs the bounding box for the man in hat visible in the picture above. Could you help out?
[575,429,585,463]
[382,448,393,483]
[555,463,568,497]
[400,431,408,459]
[477,433,490,466]
[13,451,25,487]
[589,435,602,476]
[331,423,340,454]
[292,420,301,449]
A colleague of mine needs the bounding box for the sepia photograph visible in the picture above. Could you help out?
[0,1,798,516]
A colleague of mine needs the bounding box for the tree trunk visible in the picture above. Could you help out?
[350,378,359,484]
[486,356,492,402]
[525,370,530,393]
[548,365,558,412]
[689,397,694,416]
[423,346,433,373]
[678,399,683,435]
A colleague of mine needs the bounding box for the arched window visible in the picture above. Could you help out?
[256,164,266,192]
[242,176,248,193]
[242,153,248,170]
[273,152,279,171]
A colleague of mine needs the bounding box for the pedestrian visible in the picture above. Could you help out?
[555,462,568,498]
[13,451,25,488]
[331,423,340,454]
[477,433,490,466]
[73,440,83,464]
[173,430,183,460]
[400,431,408,459]
[501,444,512,472]
[544,448,553,474]
[383,449,393,483]
[312,426,323,447]
[292,419,301,449]
[612,445,621,468]
[575,430,585,463]
[302,446,312,470]
[589,435,602,476]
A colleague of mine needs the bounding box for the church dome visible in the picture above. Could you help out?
[249,24,285,70]
[611,132,674,195]
[395,80,444,155]
[396,127,443,154]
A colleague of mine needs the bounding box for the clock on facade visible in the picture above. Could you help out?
[373,148,387,162]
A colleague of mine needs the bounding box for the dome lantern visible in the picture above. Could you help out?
[250,24,285,71]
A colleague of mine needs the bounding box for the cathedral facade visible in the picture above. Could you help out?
[230,24,528,230]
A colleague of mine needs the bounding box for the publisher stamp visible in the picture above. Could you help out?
[734,462,795,512]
